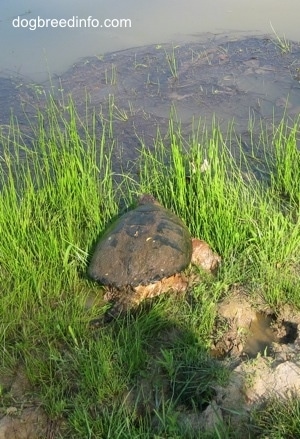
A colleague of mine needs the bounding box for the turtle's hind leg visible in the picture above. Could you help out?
[89,286,138,325]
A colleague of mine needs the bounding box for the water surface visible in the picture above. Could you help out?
[1,0,300,81]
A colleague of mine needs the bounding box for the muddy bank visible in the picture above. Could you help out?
[1,35,300,176]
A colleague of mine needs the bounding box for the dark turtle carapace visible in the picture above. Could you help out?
[88,195,221,321]
[88,194,192,288]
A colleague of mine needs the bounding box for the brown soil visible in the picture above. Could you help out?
[0,365,59,439]
[2,287,300,437]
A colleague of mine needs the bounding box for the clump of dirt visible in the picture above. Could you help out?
[0,407,48,439]
[0,365,60,439]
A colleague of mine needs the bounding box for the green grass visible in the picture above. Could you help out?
[251,395,300,438]
[0,95,299,437]
[164,44,180,79]
[270,22,292,53]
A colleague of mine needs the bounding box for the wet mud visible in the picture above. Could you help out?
[243,312,278,357]
[1,35,300,175]
[211,286,299,359]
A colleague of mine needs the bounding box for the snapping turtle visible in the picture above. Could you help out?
[88,194,220,321]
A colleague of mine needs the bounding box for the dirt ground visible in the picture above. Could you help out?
[121,288,300,436]
[2,287,300,438]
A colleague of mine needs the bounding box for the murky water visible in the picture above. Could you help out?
[243,312,278,357]
[1,0,300,81]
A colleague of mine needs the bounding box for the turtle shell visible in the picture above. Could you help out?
[88,201,192,288]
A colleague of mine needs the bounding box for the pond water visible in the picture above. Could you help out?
[1,0,300,81]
